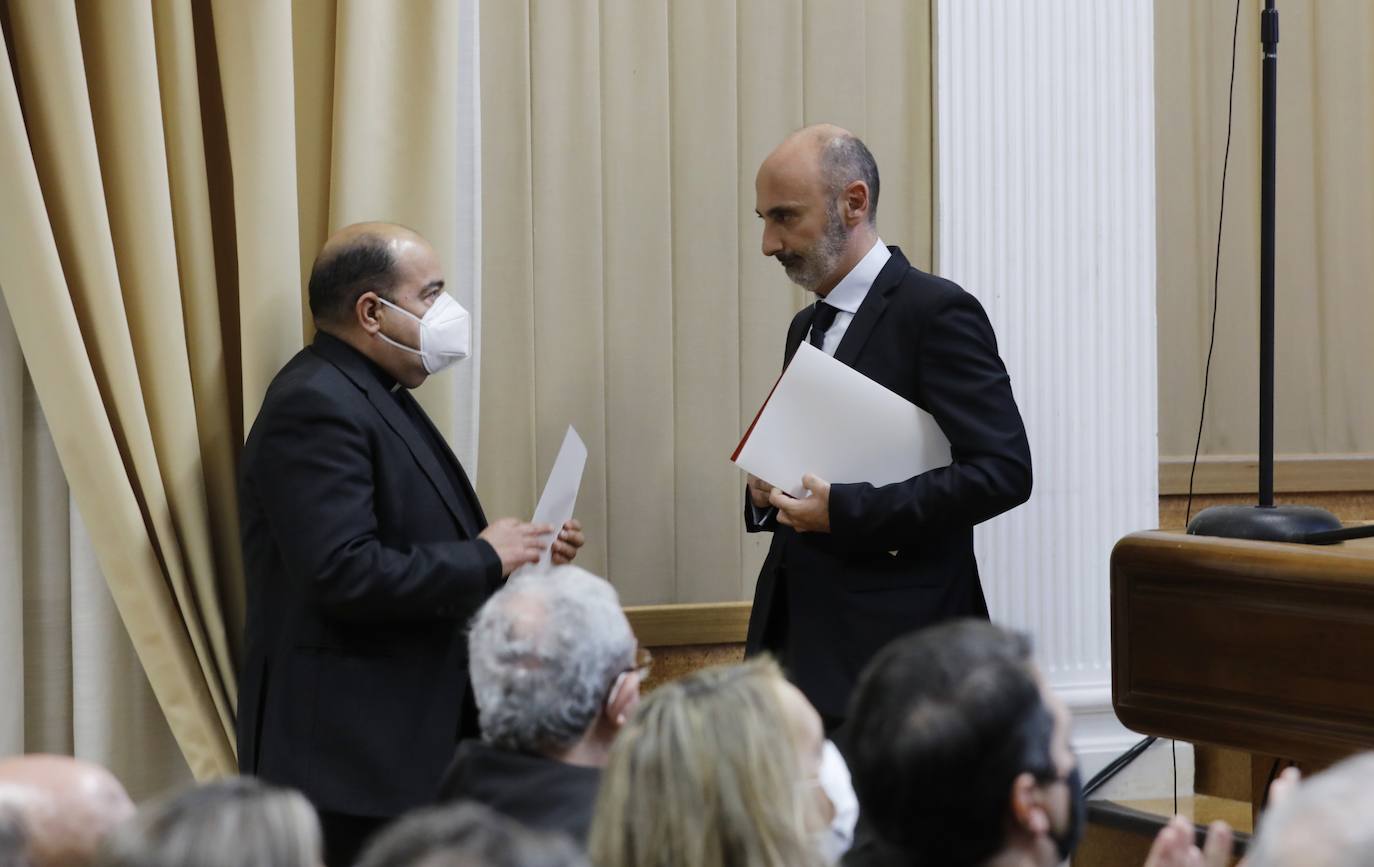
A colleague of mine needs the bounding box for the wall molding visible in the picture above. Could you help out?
[1159,454,1374,495]
[624,601,750,648]
[936,0,1158,740]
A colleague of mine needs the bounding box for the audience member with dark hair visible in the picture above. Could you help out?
[0,755,133,867]
[94,776,320,867]
[590,657,850,867]
[845,620,1231,867]
[355,802,586,867]
[438,566,642,845]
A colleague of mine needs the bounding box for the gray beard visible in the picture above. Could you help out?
[782,206,850,293]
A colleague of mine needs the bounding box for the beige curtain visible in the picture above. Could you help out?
[0,300,193,801]
[478,0,935,605]
[1156,0,1374,459]
[0,0,477,780]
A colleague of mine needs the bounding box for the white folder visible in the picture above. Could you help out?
[731,342,951,498]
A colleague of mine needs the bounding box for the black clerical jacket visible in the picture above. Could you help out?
[237,332,500,818]
[438,740,601,846]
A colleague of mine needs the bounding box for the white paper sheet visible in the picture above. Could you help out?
[513,425,588,577]
[732,342,951,498]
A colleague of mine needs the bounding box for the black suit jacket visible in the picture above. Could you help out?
[745,247,1032,719]
[237,332,502,818]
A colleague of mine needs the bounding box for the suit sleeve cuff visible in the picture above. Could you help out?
[827,482,870,543]
[474,538,504,591]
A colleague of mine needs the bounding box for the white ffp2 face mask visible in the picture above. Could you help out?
[815,739,859,864]
[375,293,472,375]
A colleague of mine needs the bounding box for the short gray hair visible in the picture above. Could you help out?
[468,566,636,755]
[1247,753,1374,867]
[820,133,880,225]
[94,777,320,867]
[356,802,587,867]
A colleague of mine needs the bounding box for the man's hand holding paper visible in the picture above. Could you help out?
[551,518,585,564]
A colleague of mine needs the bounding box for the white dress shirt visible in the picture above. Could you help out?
[808,238,890,355]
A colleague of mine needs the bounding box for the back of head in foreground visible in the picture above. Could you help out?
[845,620,1080,867]
[0,807,28,867]
[1245,753,1374,867]
[355,802,586,867]
[467,565,638,758]
[0,754,133,867]
[93,776,320,867]
[589,657,825,867]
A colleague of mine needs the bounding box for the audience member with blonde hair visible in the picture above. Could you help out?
[0,755,133,867]
[589,657,852,867]
[94,777,321,867]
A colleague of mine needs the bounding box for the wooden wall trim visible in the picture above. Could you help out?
[624,601,751,648]
[1159,454,1374,496]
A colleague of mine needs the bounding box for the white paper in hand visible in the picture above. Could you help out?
[732,342,950,497]
[513,425,587,577]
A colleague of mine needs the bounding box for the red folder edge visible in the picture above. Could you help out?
[731,360,791,463]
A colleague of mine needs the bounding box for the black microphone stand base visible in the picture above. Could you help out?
[1187,504,1343,543]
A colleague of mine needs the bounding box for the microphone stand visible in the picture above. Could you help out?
[1187,0,1366,545]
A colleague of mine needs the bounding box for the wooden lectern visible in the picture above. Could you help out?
[1112,531,1374,770]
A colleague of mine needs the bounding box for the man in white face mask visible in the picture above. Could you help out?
[237,222,585,867]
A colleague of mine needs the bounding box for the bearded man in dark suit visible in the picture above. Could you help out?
[237,222,584,866]
[746,126,1032,731]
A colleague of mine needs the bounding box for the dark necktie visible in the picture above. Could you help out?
[809,301,840,349]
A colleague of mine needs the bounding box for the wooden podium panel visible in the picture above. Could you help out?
[1112,531,1374,766]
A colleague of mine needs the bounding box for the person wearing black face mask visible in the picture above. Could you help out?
[842,620,1230,867]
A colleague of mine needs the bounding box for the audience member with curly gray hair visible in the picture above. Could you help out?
[437,565,643,846]
[93,776,320,867]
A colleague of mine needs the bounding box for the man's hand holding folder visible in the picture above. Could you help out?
[732,342,951,523]
[768,473,832,533]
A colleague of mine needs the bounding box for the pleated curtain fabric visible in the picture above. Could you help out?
[1155,0,1374,458]
[0,300,192,799]
[0,0,479,780]
[477,0,935,605]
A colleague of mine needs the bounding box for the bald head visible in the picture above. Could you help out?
[0,755,133,867]
[307,222,433,327]
[755,124,882,295]
[759,124,880,226]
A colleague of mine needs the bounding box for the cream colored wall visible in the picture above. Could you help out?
[477,0,934,604]
[1156,0,1374,463]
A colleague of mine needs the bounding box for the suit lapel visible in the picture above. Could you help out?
[311,334,481,538]
[784,304,817,365]
[832,246,907,367]
[396,389,488,530]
